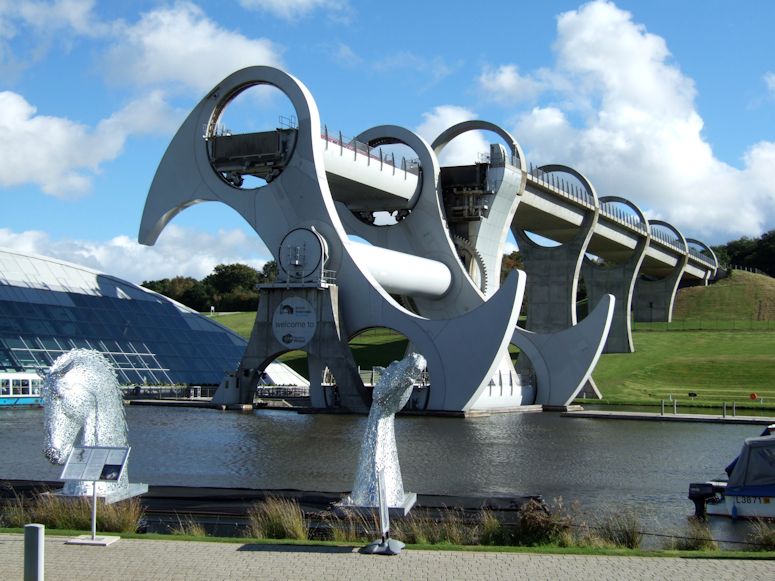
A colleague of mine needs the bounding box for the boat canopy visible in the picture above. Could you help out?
[727,435,775,488]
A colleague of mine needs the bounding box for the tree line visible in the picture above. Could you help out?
[142,261,277,312]
[712,229,775,277]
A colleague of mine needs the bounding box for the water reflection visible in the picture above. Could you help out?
[0,406,758,546]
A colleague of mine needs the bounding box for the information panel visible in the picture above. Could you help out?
[61,446,130,482]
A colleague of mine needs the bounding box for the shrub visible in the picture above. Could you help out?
[478,509,507,545]
[169,514,207,537]
[390,507,478,545]
[513,498,568,546]
[662,517,717,551]
[593,510,643,549]
[0,492,144,533]
[246,496,308,540]
[746,518,775,551]
[323,508,376,543]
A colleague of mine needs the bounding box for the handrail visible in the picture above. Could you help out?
[321,124,420,176]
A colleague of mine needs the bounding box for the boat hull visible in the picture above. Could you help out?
[707,489,775,519]
[0,396,43,408]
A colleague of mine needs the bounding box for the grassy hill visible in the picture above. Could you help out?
[209,271,775,408]
[673,270,775,321]
[591,330,775,407]
[593,270,775,407]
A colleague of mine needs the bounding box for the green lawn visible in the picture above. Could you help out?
[207,312,256,338]
[592,330,775,407]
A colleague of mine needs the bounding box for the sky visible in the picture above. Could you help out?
[0,0,773,284]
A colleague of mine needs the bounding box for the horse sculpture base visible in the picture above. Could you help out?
[339,492,417,518]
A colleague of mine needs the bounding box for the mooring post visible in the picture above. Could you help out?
[24,523,44,581]
[660,400,664,416]
[733,401,736,416]
[673,400,677,415]
[723,402,727,418]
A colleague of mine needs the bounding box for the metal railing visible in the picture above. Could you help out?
[526,163,595,209]
[321,125,420,177]
[598,202,648,233]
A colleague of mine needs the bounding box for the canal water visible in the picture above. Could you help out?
[0,406,760,547]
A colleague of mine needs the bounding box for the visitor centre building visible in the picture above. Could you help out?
[0,247,246,386]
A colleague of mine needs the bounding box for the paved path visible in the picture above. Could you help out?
[1,533,772,580]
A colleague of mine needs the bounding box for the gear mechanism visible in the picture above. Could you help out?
[452,235,488,294]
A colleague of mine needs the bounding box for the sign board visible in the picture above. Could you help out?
[61,446,130,482]
[272,297,317,349]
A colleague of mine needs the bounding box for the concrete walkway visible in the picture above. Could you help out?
[1,533,773,580]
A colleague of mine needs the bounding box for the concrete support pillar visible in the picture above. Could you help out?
[583,261,640,352]
[514,209,598,333]
[581,196,649,353]
[633,270,685,323]
[633,220,689,323]
[237,285,369,412]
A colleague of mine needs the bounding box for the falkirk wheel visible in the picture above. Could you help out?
[139,66,614,415]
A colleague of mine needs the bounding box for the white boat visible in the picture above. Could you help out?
[689,425,775,519]
[0,372,44,407]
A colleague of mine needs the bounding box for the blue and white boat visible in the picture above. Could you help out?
[689,425,775,519]
[0,372,43,407]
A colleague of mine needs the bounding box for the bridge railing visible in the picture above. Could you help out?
[649,226,687,255]
[687,247,716,268]
[598,202,648,234]
[321,125,420,177]
[526,163,595,210]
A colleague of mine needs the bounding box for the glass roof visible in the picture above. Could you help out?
[0,248,246,385]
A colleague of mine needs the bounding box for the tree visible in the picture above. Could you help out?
[713,230,775,277]
[500,251,524,283]
[260,260,278,283]
[203,263,261,294]
[141,278,170,296]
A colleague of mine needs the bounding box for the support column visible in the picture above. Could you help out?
[634,220,689,323]
[514,201,598,331]
[236,285,369,413]
[581,197,650,353]
[633,271,685,323]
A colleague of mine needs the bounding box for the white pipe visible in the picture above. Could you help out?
[348,242,451,299]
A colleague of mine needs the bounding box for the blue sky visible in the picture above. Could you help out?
[0,0,773,283]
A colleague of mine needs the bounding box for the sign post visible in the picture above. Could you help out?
[361,468,405,556]
[61,446,131,546]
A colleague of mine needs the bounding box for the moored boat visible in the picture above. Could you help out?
[0,372,43,407]
[689,425,775,519]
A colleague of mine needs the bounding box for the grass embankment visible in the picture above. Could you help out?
[593,271,775,407]
[673,270,775,322]
[591,330,775,406]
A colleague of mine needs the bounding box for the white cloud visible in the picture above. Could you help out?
[765,71,775,96]
[0,0,107,39]
[479,64,544,104]
[374,51,457,89]
[0,225,272,284]
[416,105,490,166]
[0,91,179,197]
[102,2,283,93]
[480,0,775,241]
[239,0,350,21]
[14,0,108,37]
[329,42,362,67]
